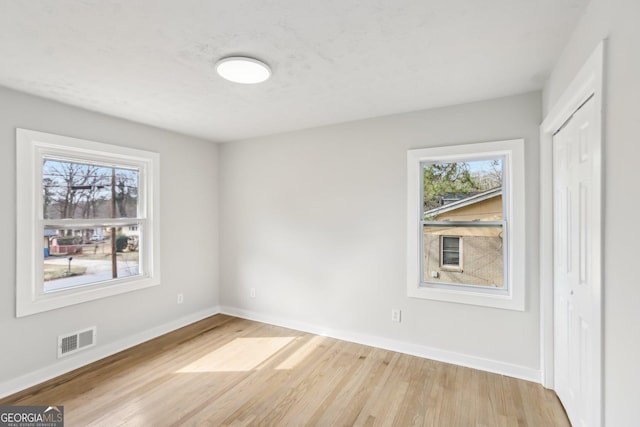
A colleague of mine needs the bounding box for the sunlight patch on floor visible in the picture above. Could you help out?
[176,337,295,373]
[276,335,325,370]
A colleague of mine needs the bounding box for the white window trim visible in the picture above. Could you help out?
[407,139,525,310]
[16,128,161,317]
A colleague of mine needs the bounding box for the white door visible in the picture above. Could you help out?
[553,95,601,427]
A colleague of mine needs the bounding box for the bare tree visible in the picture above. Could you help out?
[43,160,139,234]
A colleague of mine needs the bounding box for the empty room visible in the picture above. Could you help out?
[0,1,638,426]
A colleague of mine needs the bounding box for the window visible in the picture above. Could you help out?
[407,139,525,310]
[440,236,461,268]
[422,157,505,287]
[17,129,160,317]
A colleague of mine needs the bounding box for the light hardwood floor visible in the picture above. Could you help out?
[1,315,570,426]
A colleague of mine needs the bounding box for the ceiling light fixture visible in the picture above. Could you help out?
[215,56,271,84]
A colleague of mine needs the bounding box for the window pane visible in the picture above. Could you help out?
[442,251,459,265]
[43,225,141,293]
[442,236,460,251]
[43,158,139,219]
[424,225,503,288]
[442,236,460,266]
[423,158,503,221]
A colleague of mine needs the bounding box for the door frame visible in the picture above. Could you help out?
[539,41,604,424]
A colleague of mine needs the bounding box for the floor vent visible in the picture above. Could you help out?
[58,327,96,358]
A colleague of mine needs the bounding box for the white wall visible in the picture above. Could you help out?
[0,86,219,392]
[543,1,640,424]
[219,92,542,377]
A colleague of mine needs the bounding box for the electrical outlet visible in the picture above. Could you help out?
[177,293,184,304]
[391,309,401,323]
[250,288,256,298]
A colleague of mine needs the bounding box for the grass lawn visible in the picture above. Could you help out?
[44,264,87,281]
[78,252,139,261]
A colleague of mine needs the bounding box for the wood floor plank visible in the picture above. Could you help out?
[0,315,570,427]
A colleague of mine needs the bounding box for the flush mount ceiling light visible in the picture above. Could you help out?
[215,56,271,84]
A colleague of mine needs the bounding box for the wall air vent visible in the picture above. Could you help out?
[58,327,96,358]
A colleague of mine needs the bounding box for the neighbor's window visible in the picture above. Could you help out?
[440,236,461,268]
[16,129,160,317]
[407,139,525,310]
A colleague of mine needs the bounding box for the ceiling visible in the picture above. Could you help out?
[0,0,588,142]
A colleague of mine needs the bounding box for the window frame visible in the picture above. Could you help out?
[16,128,161,317]
[406,139,525,310]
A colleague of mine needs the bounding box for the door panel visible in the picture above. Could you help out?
[553,96,598,427]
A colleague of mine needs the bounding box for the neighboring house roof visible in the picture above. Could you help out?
[424,187,502,218]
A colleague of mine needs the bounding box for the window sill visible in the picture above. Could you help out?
[17,275,160,317]
[409,282,523,311]
[439,266,463,272]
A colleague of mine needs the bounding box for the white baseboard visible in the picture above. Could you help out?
[0,306,221,400]
[219,306,541,383]
[1,305,541,400]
